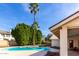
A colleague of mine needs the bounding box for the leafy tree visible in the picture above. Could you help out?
[11,3,42,46]
[29,27,33,45]
[11,23,30,46]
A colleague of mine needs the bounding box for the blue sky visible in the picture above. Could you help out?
[0,3,79,36]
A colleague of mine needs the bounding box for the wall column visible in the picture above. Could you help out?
[60,27,68,56]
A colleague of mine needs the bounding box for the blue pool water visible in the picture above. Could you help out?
[6,47,49,51]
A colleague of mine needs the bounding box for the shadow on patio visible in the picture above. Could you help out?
[68,50,79,56]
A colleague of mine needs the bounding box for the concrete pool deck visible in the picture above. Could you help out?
[7,51,39,56]
[0,47,41,56]
[0,50,39,56]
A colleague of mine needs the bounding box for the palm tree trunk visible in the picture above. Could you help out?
[33,29,36,46]
[33,14,36,46]
[34,14,36,22]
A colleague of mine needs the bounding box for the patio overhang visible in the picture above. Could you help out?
[49,11,79,56]
[49,11,79,38]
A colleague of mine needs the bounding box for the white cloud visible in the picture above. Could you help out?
[21,3,30,12]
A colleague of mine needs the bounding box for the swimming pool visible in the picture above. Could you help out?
[5,47,49,51]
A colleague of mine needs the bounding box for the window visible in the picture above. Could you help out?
[5,34,10,37]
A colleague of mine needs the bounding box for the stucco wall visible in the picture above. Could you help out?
[0,40,9,47]
[51,39,60,47]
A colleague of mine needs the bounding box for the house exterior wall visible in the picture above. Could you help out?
[51,39,60,47]
[50,34,59,47]
[0,34,3,40]
[0,32,15,47]
[0,40,9,47]
[0,33,14,40]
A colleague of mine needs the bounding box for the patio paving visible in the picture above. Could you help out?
[68,50,79,56]
[30,50,79,56]
[30,51,48,56]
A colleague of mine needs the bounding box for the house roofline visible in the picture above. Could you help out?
[0,30,10,35]
[49,11,79,30]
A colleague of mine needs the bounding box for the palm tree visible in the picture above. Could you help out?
[29,3,39,22]
[29,3,39,45]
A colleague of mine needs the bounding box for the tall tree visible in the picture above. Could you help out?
[37,30,42,45]
[29,3,39,45]
[29,3,39,21]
